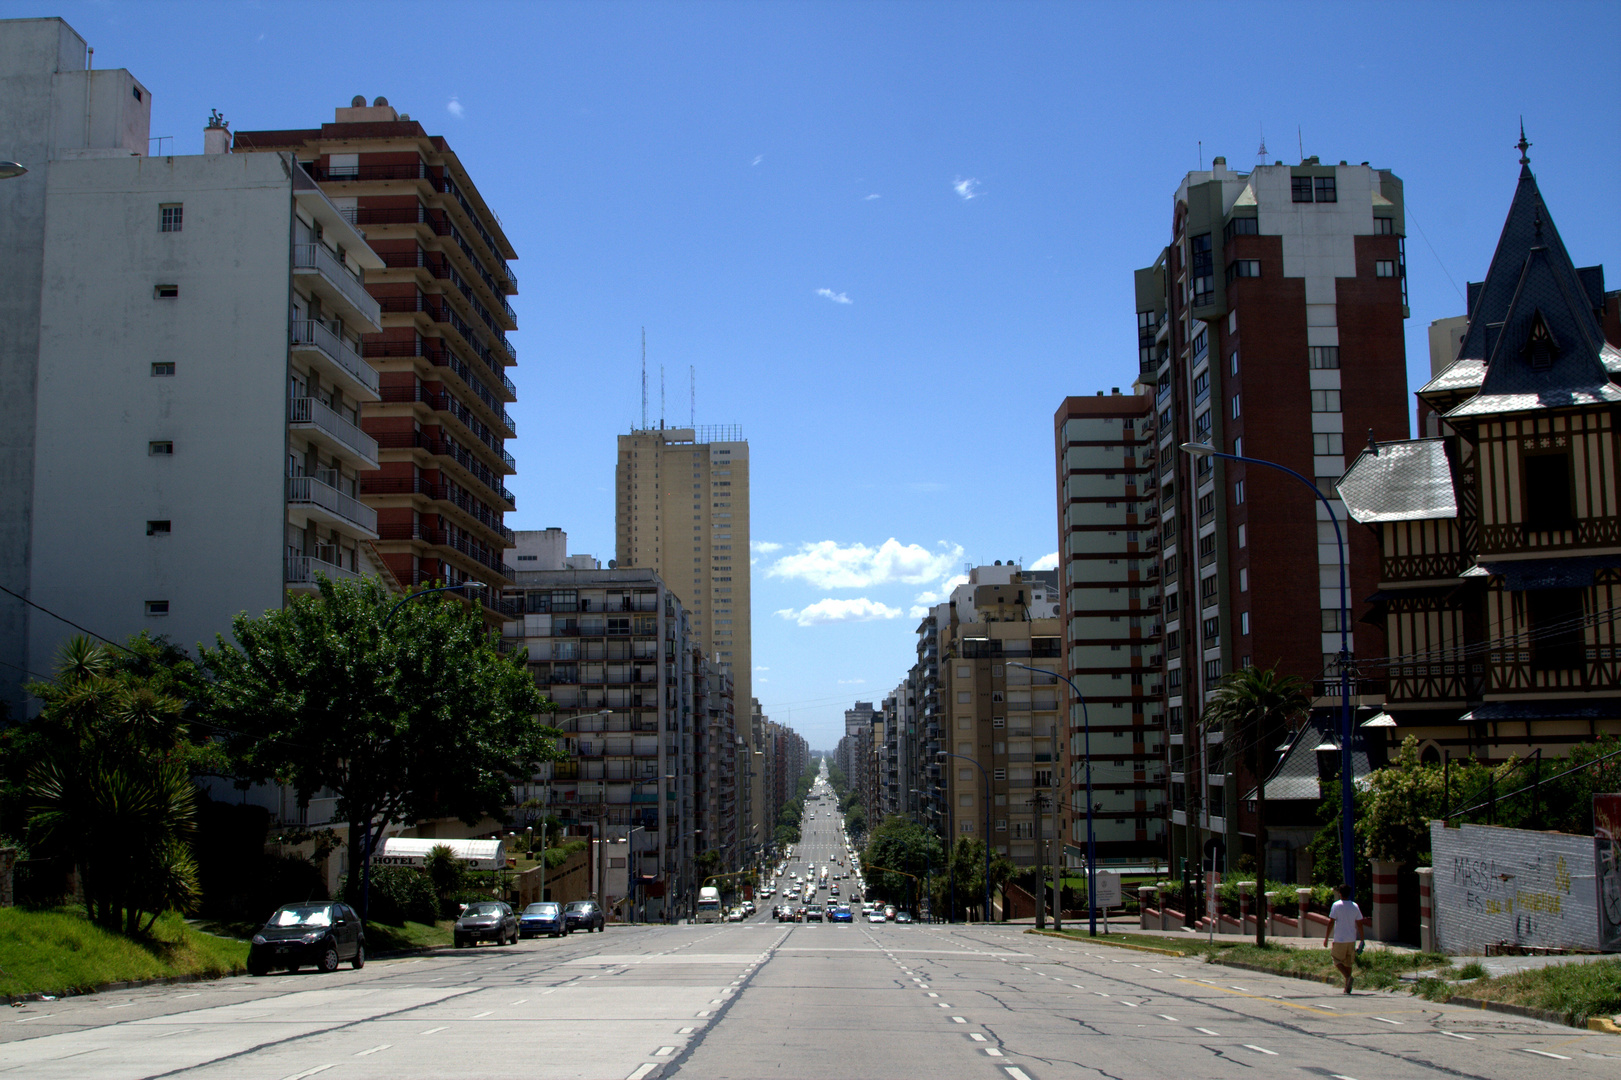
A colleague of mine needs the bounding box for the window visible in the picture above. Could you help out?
[1292,176,1315,202]
[1314,432,1344,455]
[1198,533,1216,559]
[160,204,183,232]
[1528,588,1585,671]
[1194,410,1211,439]
[146,520,170,536]
[1375,260,1397,278]
[1239,568,1248,592]
[959,794,974,807]
[1374,217,1394,235]
[1200,574,1218,600]
[1237,523,1246,548]
[1197,493,1214,519]
[1223,216,1258,242]
[1309,346,1340,369]
[1205,659,1223,679]
[1192,370,1209,402]
[154,284,178,298]
[1225,259,1261,283]
[1315,176,1337,203]
[1231,394,1241,419]
[1168,667,1182,689]
[956,691,971,704]
[1233,436,1243,458]
[145,600,169,616]
[1310,389,1341,412]
[151,362,175,377]
[1235,479,1245,504]
[1523,453,1574,528]
[1203,616,1219,640]
[1166,631,1179,652]
[148,440,174,456]
[1230,350,1239,376]
[1321,609,1344,632]
[1240,611,1250,636]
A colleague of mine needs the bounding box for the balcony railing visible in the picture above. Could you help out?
[375,521,515,579]
[290,320,378,397]
[364,327,515,402]
[369,428,516,509]
[358,474,513,544]
[292,243,381,328]
[285,553,363,586]
[288,397,378,467]
[378,382,514,468]
[287,474,377,535]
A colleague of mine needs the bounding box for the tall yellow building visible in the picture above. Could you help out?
[615,426,750,716]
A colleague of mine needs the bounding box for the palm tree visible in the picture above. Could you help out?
[1203,665,1312,947]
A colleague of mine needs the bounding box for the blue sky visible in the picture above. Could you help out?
[43,0,1621,751]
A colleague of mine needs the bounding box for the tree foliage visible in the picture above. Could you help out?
[931,836,1014,921]
[25,636,203,934]
[202,578,562,899]
[860,816,941,911]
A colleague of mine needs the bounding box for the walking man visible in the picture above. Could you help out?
[1323,883,1365,993]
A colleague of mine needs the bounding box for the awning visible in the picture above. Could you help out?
[1463,555,1621,590]
[1465,699,1621,723]
[1362,712,1398,728]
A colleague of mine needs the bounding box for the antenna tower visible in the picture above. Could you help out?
[1257,126,1268,166]
[640,328,647,429]
[689,366,695,426]
[660,365,665,428]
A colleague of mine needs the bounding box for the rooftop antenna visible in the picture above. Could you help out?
[1198,139,1202,170]
[660,365,665,429]
[689,365,695,427]
[640,328,647,429]
[1297,125,1304,162]
[1257,125,1268,166]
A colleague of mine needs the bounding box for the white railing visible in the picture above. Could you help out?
[288,396,378,466]
[286,474,377,535]
[290,320,379,396]
[285,554,363,585]
[291,242,381,327]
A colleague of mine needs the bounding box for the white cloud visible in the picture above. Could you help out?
[447,96,465,119]
[751,154,764,166]
[865,193,881,200]
[1030,551,1059,572]
[908,605,930,619]
[755,665,769,672]
[837,678,866,685]
[953,176,981,200]
[775,598,903,626]
[816,288,852,305]
[767,539,964,590]
[751,541,782,554]
[913,574,970,606]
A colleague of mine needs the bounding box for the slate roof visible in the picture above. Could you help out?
[1249,714,1374,803]
[1442,159,1616,418]
[1338,439,1457,523]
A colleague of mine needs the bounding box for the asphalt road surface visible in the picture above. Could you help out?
[5,790,1616,1078]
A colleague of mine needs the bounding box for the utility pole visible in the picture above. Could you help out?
[1052,722,1062,932]
[1031,791,1048,930]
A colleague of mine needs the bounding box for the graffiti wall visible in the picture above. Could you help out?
[1430,821,1598,954]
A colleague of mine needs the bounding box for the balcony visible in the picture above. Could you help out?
[369,428,516,510]
[374,521,515,580]
[285,553,363,588]
[292,243,381,330]
[377,382,514,469]
[290,320,378,399]
[288,397,378,469]
[287,473,377,537]
[359,474,513,545]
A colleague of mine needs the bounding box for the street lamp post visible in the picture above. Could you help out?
[1181,442,1355,898]
[361,579,488,923]
[936,751,992,923]
[1009,664,1097,936]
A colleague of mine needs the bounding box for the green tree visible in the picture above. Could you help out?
[25,636,203,934]
[203,578,561,903]
[933,836,1013,921]
[1203,665,1311,946]
[860,816,942,912]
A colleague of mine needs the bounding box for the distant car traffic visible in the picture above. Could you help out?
[518,901,567,938]
[248,902,365,975]
[866,909,887,923]
[895,911,914,924]
[829,905,853,923]
[564,900,605,933]
[455,901,519,947]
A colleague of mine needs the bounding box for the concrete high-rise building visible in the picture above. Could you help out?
[615,426,750,720]
[236,98,521,619]
[940,565,1063,870]
[1054,391,1167,871]
[1136,155,1409,881]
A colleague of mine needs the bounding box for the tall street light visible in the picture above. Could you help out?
[361,579,488,923]
[1181,442,1355,898]
[1008,663,1097,936]
[936,750,992,923]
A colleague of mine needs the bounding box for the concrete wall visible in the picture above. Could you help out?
[1430,820,1599,955]
[0,18,150,713]
[30,152,292,676]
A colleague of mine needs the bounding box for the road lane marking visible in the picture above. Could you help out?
[1119,1000,1138,1007]
[678,1027,695,1034]
[1005,1068,1033,1080]
[627,1066,658,1080]
[695,1010,710,1017]
[14,1015,52,1023]
[928,992,939,997]
[1371,1016,1403,1025]
[419,1027,447,1035]
[1439,1031,1474,1040]
[654,1046,675,1056]
[986,1048,1003,1056]
[1519,1049,1571,1060]
[1149,968,1164,974]
[279,1068,336,1080]
[469,1011,492,1019]
[952,1016,967,1023]
[510,998,529,1005]
[1157,1014,1179,1022]
[1195,1027,1220,1036]
[1242,1045,1278,1055]
[938,1002,951,1007]
[354,1045,391,1057]
[172,992,200,999]
[1093,992,1110,997]
[106,1002,135,1009]
[970,1033,987,1042]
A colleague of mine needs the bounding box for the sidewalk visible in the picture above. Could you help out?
[1005,915,1420,953]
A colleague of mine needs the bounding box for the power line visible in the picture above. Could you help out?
[0,583,134,654]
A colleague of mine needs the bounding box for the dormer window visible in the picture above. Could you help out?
[1523,310,1558,371]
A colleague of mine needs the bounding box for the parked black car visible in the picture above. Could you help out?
[564,899,605,933]
[248,902,365,975]
[518,901,568,938]
[454,900,519,947]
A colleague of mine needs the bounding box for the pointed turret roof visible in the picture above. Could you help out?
[1445,136,1620,418]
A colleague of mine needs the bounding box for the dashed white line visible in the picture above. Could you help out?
[626,1065,659,1080]
[969,1033,987,1042]
[1157,1014,1179,1022]
[654,1046,675,1056]
[354,1045,391,1057]
[1092,991,1110,997]
[695,1010,710,1018]
[419,1027,447,1036]
[510,998,529,1005]
[1242,1044,1278,1056]
[469,1011,492,1019]
[1519,1049,1571,1060]
[1330,1075,1359,1080]
[1149,968,1164,974]
[678,1026,695,1034]
[1194,1027,1220,1036]
[279,1068,336,1080]
[14,1015,52,1023]
[106,1002,135,1009]
[1371,1016,1403,1025]
[927,992,939,998]
[1119,1000,1138,1007]
[1439,1030,1474,1040]
[938,1002,951,1008]
[1004,1067,1033,1080]
[1229,985,1249,992]
[986,1047,1004,1056]
[172,992,200,999]
[952,1016,967,1024]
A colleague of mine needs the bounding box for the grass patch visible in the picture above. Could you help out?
[0,907,247,998]
[1420,958,1621,1025]
[1456,960,1487,981]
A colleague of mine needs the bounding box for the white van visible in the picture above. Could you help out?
[697,886,722,923]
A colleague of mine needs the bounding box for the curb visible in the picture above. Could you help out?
[4,967,243,1006]
[1588,1016,1621,1035]
[1023,929,1189,957]
[1203,955,1342,987]
[1445,994,1574,1028]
